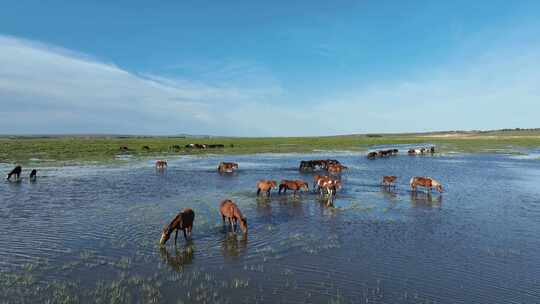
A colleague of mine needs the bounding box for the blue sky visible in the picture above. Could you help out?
[1,1,539,136]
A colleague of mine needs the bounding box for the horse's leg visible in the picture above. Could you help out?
[183,228,187,240]
[267,189,271,196]
[232,218,236,232]
[174,229,179,245]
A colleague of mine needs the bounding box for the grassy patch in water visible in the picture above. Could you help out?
[2,131,540,164]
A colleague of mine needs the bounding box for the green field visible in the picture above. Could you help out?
[1,130,540,165]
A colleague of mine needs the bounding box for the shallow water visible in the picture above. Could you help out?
[1,152,540,303]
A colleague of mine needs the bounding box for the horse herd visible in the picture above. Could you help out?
[367,146,435,159]
[153,155,444,246]
[4,152,444,247]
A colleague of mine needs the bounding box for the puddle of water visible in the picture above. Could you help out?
[1,153,540,303]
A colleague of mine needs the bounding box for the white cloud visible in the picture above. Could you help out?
[0,34,539,136]
[0,35,285,135]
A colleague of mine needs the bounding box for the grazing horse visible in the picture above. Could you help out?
[410,176,444,193]
[155,160,168,169]
[278,179,309,195]
[381,175,397,187]
[256,180,277,196]
[7,166,22,181]
[220,199,248,234]
[142,145,151,151]
[218,162,239,173]
[160,208,195,245]
[29,169,37,181]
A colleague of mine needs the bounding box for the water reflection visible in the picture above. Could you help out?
[159,243,194,272]
[410,191,443,206]
[221,233,247,259]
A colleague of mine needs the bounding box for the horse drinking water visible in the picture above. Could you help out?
[7,166,22,181]
[220,199,248,234]
[160,208,195,246]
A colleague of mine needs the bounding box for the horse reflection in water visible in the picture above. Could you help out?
[221,233,248,259]
[159,243,194,272]
[410,191,443,207]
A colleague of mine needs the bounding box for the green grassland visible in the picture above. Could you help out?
[1,130,540,165]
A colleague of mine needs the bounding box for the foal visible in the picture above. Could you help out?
[256,180,277,196]
[381,176,397,187]
[7,166,22,181]
[220,199,248,234]
[160,208,195,246]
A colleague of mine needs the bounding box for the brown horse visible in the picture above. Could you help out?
[410,176,444,193]
[313,175,331,191]
[220,199,248,234]
[218,162,238,173]
[328,164,347,174]
[318,178,341,196]
[7,166,22,181]
[160,208,195,245]
[381,175,397,187]
[278,179,309,195]
[256,180,277,196]
[155,160,168,169]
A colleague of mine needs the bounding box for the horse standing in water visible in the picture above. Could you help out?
[29,169,37,181]
[278,180,309,195]
[220,199,248,234]
[410,176,444,193]
[7,166,22,181]
[218,162,239,173]
[160,209,195,246]
[155,160,168,169]
[381,175,397,188]
[256,180,277,196]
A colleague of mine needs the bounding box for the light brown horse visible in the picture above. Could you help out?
[160,208,195,245]
[256,180,277,196]
[218,162,239,173]
[381,175,397,187]
[278,179,309,195]
[220,199,248,234]
[155,160,168,169]
[410,176,444,193]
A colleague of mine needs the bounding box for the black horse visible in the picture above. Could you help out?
[7,166,22,181]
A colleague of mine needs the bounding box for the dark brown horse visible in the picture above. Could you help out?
[278,179,309,195]
[218,162,239,173]
[160,208,195,245]
[220,199,248,234]
[7,166,22,181]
